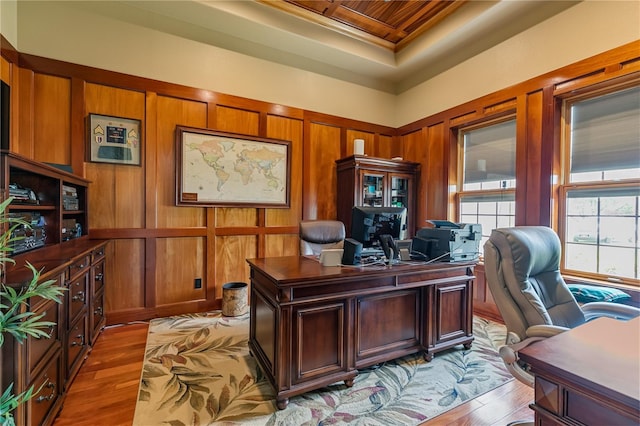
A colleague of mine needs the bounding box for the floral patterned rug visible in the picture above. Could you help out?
[133,312,511,426]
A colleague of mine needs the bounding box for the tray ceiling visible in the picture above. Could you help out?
[77,0,579,93]
[262,0,468,51]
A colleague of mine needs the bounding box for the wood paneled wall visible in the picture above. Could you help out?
[0,44,397,324]
[396,41,640,319]
[398,41,640,229]
[2,36,638,324]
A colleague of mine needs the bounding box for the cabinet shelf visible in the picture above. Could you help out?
[2,151,89,253]
[9,203,57,211]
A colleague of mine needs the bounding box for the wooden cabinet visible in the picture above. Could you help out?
[336,155,420,237]
[1,241,109,426]
[1,151,88,252]
[247,256,475,409]
[1,265,66,426]
[0,152,108,425]
[7,268,66,426]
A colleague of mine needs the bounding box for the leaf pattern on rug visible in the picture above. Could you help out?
[133,313,511,426]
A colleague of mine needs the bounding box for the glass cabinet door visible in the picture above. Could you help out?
[390,175,410,208]
[362,173,384,207]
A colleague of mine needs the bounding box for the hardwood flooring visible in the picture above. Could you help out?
[53,320,534,426]
[52,322,149,426]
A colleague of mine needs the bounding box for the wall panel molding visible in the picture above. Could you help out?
[2,40,638,323]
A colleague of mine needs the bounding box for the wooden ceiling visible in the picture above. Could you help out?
[260,0,468,51]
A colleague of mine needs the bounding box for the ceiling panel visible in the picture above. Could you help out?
[276,0,467,49]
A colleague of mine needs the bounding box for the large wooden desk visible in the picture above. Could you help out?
[246,256,476,409]
[519,316,640,425]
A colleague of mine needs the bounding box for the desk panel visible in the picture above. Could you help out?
[356,289,420,365]
[247,256,476,409]
[520,317,640,425]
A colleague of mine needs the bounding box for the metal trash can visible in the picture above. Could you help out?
[222,282,249,316]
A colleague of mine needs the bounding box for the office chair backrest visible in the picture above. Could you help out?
[484,226,585,339]
[299,220,345,256]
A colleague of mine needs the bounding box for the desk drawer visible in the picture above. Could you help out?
[68,255,90,280]
[66,315,87,374]
[90,290,105,345]
[26,352,62,426]
[68,273,88,323]
[92,244,106,263]
[27,300,60,373]
[92,259,105,295]
[565,388,637,425]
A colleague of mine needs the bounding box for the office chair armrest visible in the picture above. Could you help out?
[498,332,547,388]
[526,324,569,338]
[582,301,640,321]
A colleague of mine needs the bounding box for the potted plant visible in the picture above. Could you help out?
[0,197,64,426]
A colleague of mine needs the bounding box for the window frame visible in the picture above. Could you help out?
[456,115,517,257]
[558,81,640,286]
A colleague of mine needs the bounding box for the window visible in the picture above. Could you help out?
[560,85,640,284]
[458,119,516,253]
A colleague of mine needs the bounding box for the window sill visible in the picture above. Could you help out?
[563,275,640,307]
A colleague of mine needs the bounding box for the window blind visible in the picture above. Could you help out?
[570,86,640,174]
[463,120,516,184]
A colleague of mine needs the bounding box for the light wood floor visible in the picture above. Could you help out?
[53,321,534,426]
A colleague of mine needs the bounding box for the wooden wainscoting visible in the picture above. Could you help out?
[473,263,503,323]
[4,40,638,326]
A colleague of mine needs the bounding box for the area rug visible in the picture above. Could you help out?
[133,312,511,426]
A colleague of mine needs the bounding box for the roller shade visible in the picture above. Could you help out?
[463,120,516,184]
[570,86,640,174]
[460,193,515,203]
[567,186,640,198]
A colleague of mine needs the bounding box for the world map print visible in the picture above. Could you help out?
[181,132,288,205]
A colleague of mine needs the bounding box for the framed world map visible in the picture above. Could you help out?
[175,126,291,207]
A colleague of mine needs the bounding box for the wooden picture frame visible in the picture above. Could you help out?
[175,126,291,208]
[87,114,141,165]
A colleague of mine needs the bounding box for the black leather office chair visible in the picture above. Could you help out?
[484,226,640,396]
[299,220,345,256]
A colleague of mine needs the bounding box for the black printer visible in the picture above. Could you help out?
[412,220,482,262]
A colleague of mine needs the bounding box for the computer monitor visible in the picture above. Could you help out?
[350,206,407,249]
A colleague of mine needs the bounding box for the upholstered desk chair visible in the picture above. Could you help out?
[484,226,640,394]
[299,220,345,256]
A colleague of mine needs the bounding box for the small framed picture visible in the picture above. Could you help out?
[87,114,141,165]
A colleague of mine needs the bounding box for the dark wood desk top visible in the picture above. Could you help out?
[246,256,474,285]
[519,316,640,408]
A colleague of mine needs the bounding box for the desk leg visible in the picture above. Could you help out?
[344,378,354,387]
[423,352,434,362]
[276,397,289,410]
